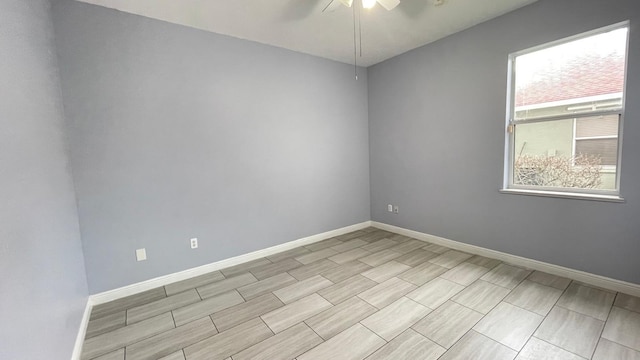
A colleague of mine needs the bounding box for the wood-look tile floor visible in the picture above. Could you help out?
[82,228,640,360]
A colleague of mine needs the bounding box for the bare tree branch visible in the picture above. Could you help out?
[514,154,602,189]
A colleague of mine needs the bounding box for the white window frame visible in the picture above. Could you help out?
[501,22,629,202]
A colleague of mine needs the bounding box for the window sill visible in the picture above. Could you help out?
[500,188,625,203]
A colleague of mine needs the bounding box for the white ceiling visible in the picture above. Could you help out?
[75,0,537,67]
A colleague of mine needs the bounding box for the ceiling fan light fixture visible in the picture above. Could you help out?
[376,0,401,11]
[362,0,377,9]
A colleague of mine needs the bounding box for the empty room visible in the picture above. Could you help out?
[2,0,640,359]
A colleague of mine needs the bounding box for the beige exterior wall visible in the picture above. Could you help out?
[515,119,574,158]
[514,118,617,190]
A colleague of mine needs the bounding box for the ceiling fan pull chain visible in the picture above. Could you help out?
[352,2,358,80]
[359,1,363,58]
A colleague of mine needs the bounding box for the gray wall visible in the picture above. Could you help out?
[368,0,640,284]
[52,0,371,293]
[0,1,89,359]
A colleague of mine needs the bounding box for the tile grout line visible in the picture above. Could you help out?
[441,294,488,317]
[409,298,485,352]
[358,320,391,345]
[170,311,177,328]
[258,313,277,336]
[302,319,327,341]
[366,312,439,352]
[447,269,508,312]
[293,322,324,359]
[236,288,249,303]
[615,302,640,315]
[355,294,435,349]
[589,291,619,359]
[533,336,589,359]
[598,336,640,354]
[552,280,619,321]
[89,312,179,359]
[437,266,534,355]
[209,314,220,333]
[438,281,510,353]
[512,277,576,358]
[499,300,549,317]
[554,302,614,322]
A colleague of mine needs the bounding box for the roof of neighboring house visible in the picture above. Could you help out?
[515,50,625,107]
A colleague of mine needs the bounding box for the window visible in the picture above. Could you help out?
[504,23,628,200]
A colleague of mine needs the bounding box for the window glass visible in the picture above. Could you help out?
[507,25,628,196]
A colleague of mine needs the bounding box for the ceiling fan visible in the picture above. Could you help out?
[283,0,437,21]
[323,0,401,12]
[282,0,442,78]
[319,0,404,79]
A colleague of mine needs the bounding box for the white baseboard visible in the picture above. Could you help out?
[71,298,93,360]
[90,221,372,305]
[372,221,640,297]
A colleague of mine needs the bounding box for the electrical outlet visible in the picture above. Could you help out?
[136,248,147,261]
[387,204,393,212]
[190,238,198,249]
[393,206,399,214]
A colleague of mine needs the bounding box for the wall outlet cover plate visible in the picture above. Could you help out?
[136,248,147,261]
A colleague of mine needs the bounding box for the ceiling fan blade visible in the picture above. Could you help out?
[322,0,343,12]
[377,0,400,11]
